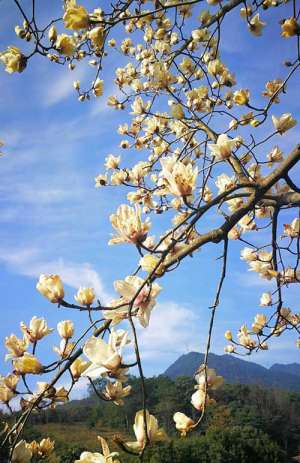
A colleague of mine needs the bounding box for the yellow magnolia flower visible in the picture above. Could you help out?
[93,78,104,97]
[0,46,26,73]
[233,89,250,105]
[126,410,167,450]
[70,357,90,379]
[57,320,74,339]
[139,254,165,276]
[281,17,299,38]
[0,373,19,391]
[173,412,194,436]
[248,14,266,36]
[55,34,76,56]
[28,438,55,457]
[36,274,64,303]
[63,4,89,30]
[224,330,233,340]
[103,380,132,405]
[272,113,297,134]
[11,440,32,463]
[13,353,42,374]
[88,26,104,48]
[5,334,28,360]
[75,287,96,306]
[208,134,238,161]
[0,384,15,403]
[20,316,53,343]
[48,25,57,42]
[171,103,185,119]
[109,204,151,245]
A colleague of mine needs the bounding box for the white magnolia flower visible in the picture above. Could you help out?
[272,113,297,134]
[109,205,151,245]
[208,134,238,160]
[112,276,161,327]
[260,292,272,307]
[82,332,128,380]
[126,410,166,450]
[173,412,194,436]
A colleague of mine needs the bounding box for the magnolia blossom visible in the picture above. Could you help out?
[195,365,224,390]
[267,146,283,164]
[11,440,32,463]
[260,292,272,307]
[248,14,266,36]
[5,334,28,360]
[111,275,161,327]
[225,344,235,353]
[88,26,104,48]
[75,287,96,306]
[53,339,75,358]
[160,157,198,197]
[237,325,256,348]
[173,412,194,436]
[126,410,166,450]
[215,173,235,193]
[279,267,300,284]
[55,34,76,56]
[139,254,165,276]
[283,218,300,238]
[0,384,15,403]
[57,320,75,339]
[36,274,64,303]
[82,336,124,380]
[240,247,257,262]
[63,3,89,30]
[29,438,55,458]
[252,313,267,333]
[272,113,297,134]
[0,46,26,74]
[103,380,131,405]
[70,357,90,380]
[20,317,53,343]
[208,134,238,161]
[109,205,151,245]
[13,353,42,375]
[224,330,233,341]
[191,389,215,411]
[281,17,299,38]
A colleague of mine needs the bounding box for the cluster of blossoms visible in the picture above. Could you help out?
[1,0,300,460]
[174,365,224,436]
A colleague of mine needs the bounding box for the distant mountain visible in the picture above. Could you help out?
[164,352,300,392]
[269,362,300,378]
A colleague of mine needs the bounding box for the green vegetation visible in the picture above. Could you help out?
[21,375,300,462]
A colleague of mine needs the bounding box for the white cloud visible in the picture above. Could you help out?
[0,247,111,303]
[43,66,88,107]
[135,301,202,362]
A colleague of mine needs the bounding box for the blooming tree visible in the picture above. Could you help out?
[1,0,300,461]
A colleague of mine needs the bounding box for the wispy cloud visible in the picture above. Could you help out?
[0,246,111,303]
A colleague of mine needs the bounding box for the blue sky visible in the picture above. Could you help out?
[0,1,300,399]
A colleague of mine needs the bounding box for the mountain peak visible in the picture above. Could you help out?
[164,352,300,392]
